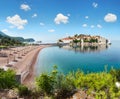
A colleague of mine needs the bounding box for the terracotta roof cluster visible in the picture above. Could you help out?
[61,38,73,40]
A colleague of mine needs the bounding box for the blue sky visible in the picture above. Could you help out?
[0,0,120,42]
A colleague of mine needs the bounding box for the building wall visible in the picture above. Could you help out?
[98,37,107,44]
[62,40,72,43]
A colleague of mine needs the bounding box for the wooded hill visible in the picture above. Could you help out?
[0,31,35,46]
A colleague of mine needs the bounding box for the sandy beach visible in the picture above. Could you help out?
[0,45,50,88]
[20,45,49,87]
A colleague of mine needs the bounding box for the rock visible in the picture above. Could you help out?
[7,89,18,99]
[115,82,120,88]
[70,90,94,99]
[1,97,7,99]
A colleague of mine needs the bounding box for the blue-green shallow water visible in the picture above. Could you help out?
[35,41,120,76]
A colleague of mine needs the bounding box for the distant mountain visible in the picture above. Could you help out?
[0,31,35,42]
[0,31,9,37]
[24,38,35,42]
[12,37,25,42]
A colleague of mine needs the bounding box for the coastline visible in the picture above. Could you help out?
[0,45,51,88]
[22,45,49,88]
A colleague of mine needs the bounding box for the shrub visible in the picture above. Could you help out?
[36,73,55,95]
[110,69,120,81]
[54,73,75,98]
[36,66,76,98]
[0,69,17,89]
[18,85,30,96]
[36,67,120,98]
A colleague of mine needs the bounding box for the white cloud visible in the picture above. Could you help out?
[32,13,37,18]
[20,4,31,11]
[17,25,24,29]
[91,25,95,28]
[82,24,87,27]
[97,24,102,28]
[92,2,98,8]
[48,29,55,32]
[85,16,89,19]
[1,29,8,33]
[104,13,117,22]
[6,14,28,30]
[40,22,45,26]
[54,13,69,24]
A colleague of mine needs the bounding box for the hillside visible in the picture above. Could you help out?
[0,31,8,37]
[24,38,35,42]
[0,31,35,42]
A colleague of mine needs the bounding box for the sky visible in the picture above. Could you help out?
[0,0,120,43]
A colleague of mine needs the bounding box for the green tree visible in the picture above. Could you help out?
[0,69,17,89]
[18,85,30,96]
[73,39,80,43]
[58,39,63,42]
[36,73,55,95]
[36,67,120,98]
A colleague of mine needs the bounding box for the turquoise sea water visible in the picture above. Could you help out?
[35,41,120,76]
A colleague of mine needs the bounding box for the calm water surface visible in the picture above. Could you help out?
[35,41,120,76]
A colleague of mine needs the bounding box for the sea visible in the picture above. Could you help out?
[35,40,120,76]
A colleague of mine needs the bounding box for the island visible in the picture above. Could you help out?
[58,34,111,47]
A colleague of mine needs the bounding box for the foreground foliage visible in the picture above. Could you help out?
[0,69,17,89]
[1,67,120,98]
[36,66,120,98]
